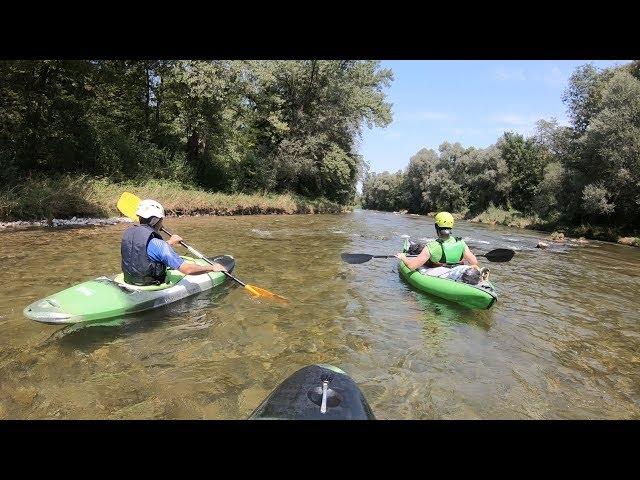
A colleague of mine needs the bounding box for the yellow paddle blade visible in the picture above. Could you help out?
[244,284,290,304]
[117,192,142,222]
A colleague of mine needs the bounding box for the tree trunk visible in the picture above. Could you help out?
[187,128,202,179]
[187,129,199,165]
[144,63,150,129]
[27,61,52,171]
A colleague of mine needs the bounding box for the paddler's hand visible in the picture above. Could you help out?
[167,234,183,246]
[210,263,227,272]
[395,253,406,260]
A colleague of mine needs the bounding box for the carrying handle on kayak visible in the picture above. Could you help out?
[320,380,329,414]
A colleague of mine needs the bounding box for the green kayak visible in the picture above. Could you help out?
[23,255,235,324]
[398,239,497,309]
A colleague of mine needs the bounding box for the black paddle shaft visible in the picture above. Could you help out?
[341,248,514,264]
[160,226,247,287]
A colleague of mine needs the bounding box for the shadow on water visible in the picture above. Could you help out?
[414,292,494,331]
[396,266,495,333]
[41,285,234,352]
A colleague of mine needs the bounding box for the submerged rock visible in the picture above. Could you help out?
[548,231,565,242]
[568,237,589,245]
[618,237,639,247]
[238,386,269,414]
[11,386,38,406]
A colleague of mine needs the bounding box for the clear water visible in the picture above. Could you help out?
[1,210,639,419]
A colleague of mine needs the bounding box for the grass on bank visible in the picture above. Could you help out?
[468,204,538,229]
[0,175,347,221]
[468,204,639,244]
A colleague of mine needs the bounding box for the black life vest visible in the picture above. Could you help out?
[121,224,167,286]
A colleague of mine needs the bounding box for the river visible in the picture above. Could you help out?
[1,209,639,419]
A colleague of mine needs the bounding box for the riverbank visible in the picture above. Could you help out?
[467,205,639,247]
[0,176,349,228]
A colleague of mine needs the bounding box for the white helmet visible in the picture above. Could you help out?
[135,199,165,219]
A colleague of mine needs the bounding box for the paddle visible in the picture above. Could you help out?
[341,248,515,265]
[117,192,289,304]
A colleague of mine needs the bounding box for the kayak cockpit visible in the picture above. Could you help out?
[112,255,236,291]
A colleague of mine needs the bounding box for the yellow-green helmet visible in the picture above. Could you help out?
[434,211,455,229]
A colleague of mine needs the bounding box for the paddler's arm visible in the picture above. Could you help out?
[178,262,227,275]
[168,241,227,274]
[396,246,430,271]
[149,238,227,275]
[167,234,183,246]
[462,245,478,266]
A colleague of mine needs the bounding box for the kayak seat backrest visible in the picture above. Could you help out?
[113,270,184,291]
[114,257,193,291]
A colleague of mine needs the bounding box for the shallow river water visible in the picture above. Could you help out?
[1,209,639,419]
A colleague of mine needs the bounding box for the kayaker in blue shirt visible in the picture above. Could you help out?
[121,199,227,286]
[396,211,481,283]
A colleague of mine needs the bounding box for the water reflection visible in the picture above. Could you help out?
[1,210,639,419]
[42,286,234,349]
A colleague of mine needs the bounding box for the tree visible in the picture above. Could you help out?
[404,148,439,212]
[251,60,393,202]
[463,145,511,214]
[573,69,640,226]
[562,64,612,133]
[361,170,406,211]
[499,132,549,213]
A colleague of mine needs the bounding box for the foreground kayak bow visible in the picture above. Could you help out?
[249,364,375,420]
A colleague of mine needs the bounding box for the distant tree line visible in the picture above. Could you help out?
[362,61,640,233]
[0,60,393,204]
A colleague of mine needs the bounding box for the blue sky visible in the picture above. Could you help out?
[359,60,631,174]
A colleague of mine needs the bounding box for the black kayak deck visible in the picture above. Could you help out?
[249,364,375,420]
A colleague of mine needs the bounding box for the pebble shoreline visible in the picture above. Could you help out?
[1,214,637,248]
[0,217,134,231]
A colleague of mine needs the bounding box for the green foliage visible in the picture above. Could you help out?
[562,64,611,133]
[462,145,510,214]
[582,183,615,216]
[404,148,439,212]
[498,132,549,213]
[364,141,513,217]
[575,70,640,227]
[319,145,360,204]
[469,204,537,229]
[0,60,392,207]
[531,161,564,221]
[361,170,406,211]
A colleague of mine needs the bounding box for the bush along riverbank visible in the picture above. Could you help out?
[467,205,639,247]
[0,176,349,230]
[392,206,638,247]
